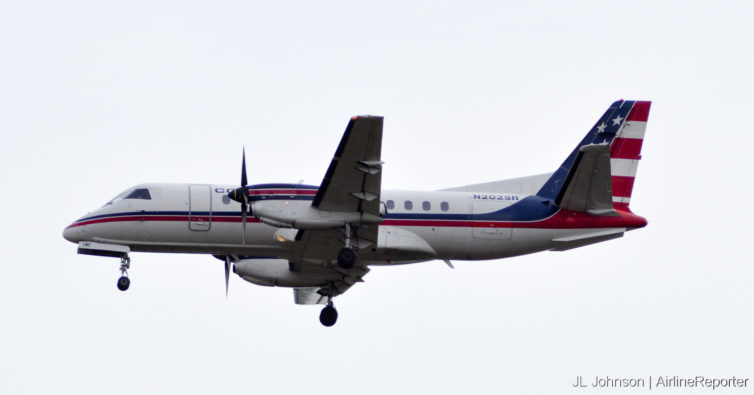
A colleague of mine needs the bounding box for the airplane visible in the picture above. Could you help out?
[63,99,651,327]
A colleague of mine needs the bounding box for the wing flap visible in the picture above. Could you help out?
[377,226,436,257]
[291,262,370,305]
[294,287,328,305]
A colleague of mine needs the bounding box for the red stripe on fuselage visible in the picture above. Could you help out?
[67,209,648,230]
[66,215,260,229]
[611,138,643,160]
[248,189,317,196]
[386,209,646,229]
[626,101,651,121]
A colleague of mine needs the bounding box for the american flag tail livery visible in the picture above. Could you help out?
[536,100,651,214]
[608,100,650,210]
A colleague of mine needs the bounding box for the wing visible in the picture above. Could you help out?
[288,115,384,268]
[312,115,384,216]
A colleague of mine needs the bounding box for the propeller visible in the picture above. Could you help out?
[227,148,251,244]
[224,255,232,298]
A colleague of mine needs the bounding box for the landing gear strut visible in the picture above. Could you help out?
[337,223,357,269]
[117,255,131,291]
[319,301,338,327]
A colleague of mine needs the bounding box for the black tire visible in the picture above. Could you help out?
[337,247,356,269]
[319,305,338,327]
[117,276,130,291]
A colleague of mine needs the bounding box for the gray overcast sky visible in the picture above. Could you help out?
[1,1,753,394]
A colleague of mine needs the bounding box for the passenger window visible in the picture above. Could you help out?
[222,195,231,205]
[386,200,395,210]
[125,188,151,200]
[422,201,431,211]
[404,200,413,210]
[441,202,449,211]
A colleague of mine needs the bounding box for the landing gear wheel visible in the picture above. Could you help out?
[117,255,131,291]
[117,276,130,291]
[337,247,356,269]
[319,304,338,327]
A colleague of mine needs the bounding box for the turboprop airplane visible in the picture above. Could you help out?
[63,99,650,326]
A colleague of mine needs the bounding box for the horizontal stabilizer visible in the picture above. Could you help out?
[551,228,625,251]
[556,144,617,216]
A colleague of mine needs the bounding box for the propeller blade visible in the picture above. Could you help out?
[227,148,251,245]
[241,147,248,187]
[241,203,247,245]
[224,256,231,298]
[244,189,251,216]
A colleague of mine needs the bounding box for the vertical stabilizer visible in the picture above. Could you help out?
[537,100,651,211]
[609,101,650,209]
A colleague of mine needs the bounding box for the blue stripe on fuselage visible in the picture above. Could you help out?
[75,196,558,225]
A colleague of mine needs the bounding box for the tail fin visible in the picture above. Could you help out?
[536,100,651,211]
[609,101,650,209]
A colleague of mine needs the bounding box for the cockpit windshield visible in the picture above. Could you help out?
[103,188,152,206]
[125,188,151,200]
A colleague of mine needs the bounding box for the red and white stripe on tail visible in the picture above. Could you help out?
[610,101,651,209]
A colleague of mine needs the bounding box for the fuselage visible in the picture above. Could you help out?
[61,100,652,327]
[63,182,647,265]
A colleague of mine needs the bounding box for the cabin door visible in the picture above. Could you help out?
[189,185,212,231]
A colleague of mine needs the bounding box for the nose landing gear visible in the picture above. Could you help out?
[117,276,130,291]
[117,255,131,291]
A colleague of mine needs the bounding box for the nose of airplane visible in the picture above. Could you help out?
[63,224,80,243]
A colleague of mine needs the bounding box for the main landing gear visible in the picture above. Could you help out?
[337,248,356,269]
[116,255,131,291]
[337,223,357,269]
[319,301,338,327]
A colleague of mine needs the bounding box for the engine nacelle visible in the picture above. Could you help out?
[252,200,382,229]
[233,258,340,288]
